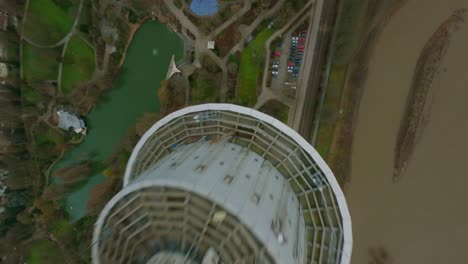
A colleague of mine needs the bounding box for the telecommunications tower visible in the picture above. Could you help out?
[92,104,352,264]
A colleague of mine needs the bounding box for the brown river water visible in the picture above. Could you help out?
[346,0,468,263]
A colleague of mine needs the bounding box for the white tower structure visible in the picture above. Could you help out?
[92,104,352,264]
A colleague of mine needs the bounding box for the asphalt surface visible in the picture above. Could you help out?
[296,1,337,139]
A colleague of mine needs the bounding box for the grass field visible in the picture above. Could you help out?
[237,28,274,106]
[260,100,289,124]
[313,0,369,158]
[61,36,96,94]
[24,0,78,44]
[22,42,60,83]
[28,239,65,264]
[314,66,346,157]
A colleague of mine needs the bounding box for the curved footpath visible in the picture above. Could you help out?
[347,0,468,263]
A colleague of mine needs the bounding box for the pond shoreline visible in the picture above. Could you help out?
[53,21,184,221]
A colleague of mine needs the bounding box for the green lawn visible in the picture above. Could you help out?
[237,28,274,106]
[313,0,369,158]
[22,42,60,83]
[24,0,78,44]
[313,66,346,158]
[261,100,289,124]
[28,239,65,264]
[61,36,96,94]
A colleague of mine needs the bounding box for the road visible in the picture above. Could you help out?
[290,0,335,139]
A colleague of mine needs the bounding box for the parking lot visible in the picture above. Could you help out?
[268,27,308,91]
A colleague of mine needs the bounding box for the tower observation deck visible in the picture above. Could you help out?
[92,104,352,264]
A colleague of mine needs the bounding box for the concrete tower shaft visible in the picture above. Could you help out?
[92,104,352,264]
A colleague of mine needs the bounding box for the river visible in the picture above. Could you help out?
[347,0,468,263]
[56,21,183,222]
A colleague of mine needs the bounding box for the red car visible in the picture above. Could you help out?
[298,45,305,49]
[288,62,294,66]
[274,51,281,56]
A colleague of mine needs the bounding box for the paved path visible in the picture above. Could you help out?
[164,0,287,88]
[22,0,84,49]
[261,1,314,93]
[21,0,85,91]
[223,0,287,59]
[208,0,252,39]
[254,1,313,111]
[290,0,325,132]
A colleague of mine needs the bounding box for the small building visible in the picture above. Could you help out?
[0,35,6,59]
[207,40,215,50]
[0,62,7,78]
[0,168,7,214]
[0,10,8,31]
[57,110,87,134]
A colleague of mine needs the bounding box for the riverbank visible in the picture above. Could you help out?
[316,0,408,186]
[347,0,468,262]
[118,19,147,68]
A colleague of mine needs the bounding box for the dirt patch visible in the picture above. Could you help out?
[393,8,467,181]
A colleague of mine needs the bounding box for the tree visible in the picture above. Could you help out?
[87,179,114,215]
[79,24,90,33]
[16,209,34,225]
[5,175,32,190]
[34,197,56,223]
[53,163,91,187]
[135,112,160,137]
[42,184,67,201]
[6,190,32,208]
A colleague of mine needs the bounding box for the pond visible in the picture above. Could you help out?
[55,21,184,222]
[190,0,219,16]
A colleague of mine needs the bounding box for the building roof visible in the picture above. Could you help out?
[93,104,352,264]
[0,10,7,31]
[0,62,7,78]
[207,40,215,49]
[57,110,86,132]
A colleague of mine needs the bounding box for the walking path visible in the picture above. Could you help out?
[207,0,252,39]
[257,1,313,110]
[20,0,86,92]
[22,0,84,49]
[164,0,291,102]
[290,0,324,131]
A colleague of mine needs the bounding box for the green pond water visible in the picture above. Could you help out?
[56,21,183,222]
